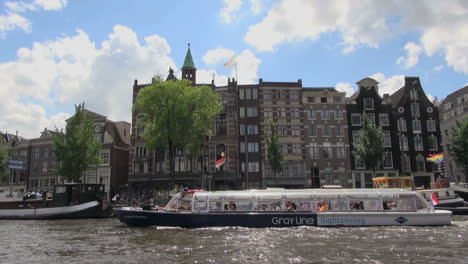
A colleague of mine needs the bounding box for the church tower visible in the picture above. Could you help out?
[182,43,196,84]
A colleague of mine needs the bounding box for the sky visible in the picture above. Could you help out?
[1,0,467,138]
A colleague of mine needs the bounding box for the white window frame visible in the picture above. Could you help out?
[379,113,389,126]
[351,113,362,126]
[364,98,374,110]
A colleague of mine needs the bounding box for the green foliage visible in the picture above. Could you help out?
[53,103,101,182]
[0,145,8,183]
[135,79,223,187]
[352,112,386,174]
[265,119,283,175]
[447,118,468,177]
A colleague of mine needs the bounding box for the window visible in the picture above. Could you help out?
[355,158,365,169]
[263,89,272,100]
[279,107,286,118]
[264,107,272,118]
[379,114,389,126]
[278,89,284,100]
[335,124,343,136]
[414,136,423,151]
[367,113,375,125]
[333,97,342,103]
[324,125,331,136]
[100,149,110,165]
[277,125,287,136]
[401,155,411,172]
[247,125,258,135]
[444,103,452,110]
[323,143,332,159]
[309,124,318,136]
[216,113,227,135]
[412,120,421,133]
[307,96,316,103]
[456,107,464,115]
[240,142,245,153]
[416,156,426,171]
[427,120,436,132]
[291,125,300,136]
[410,89,418,100]
[292,108,300,118]
[252,88,258,99]
[321,97,327,103]
[248,162,260,172]
[290,91,299,100]
[240,124,245,136]
[411,103,420,117]
[351,113,362,126]
[239,88,244,100]
[309,143,319,159]
[239,107,245,118]
[383,131,391,147]
[336,143,346,159]
[428,136,438,150]
[335,109,343,119]
[398,119,407,131]
[399,136,409,151]
[322,110,329,119]
[247,107,257,117]
[42,162,48,173]
[352,130,359,145]
[245,88,251,99]
[364,98,374,110]
[309,110,316,118]
[248,143,259,152]
[282,144,288,155]
[292,144,301,154]
[383,153,393,169]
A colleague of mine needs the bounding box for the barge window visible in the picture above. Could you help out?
[383,199,416,211]
[254,201,281,211]
[209,201,223,211]
[318,200,347,211]
[224,201,238,211]
[415,196,428,210]
[236,201,253,211]
[178,193,193,211]
[194,201,207,211]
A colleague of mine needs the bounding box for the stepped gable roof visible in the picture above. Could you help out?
[182,44,196,69]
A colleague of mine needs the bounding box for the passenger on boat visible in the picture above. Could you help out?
[286,201,297,211]
[318,201,328,212]
[229,202,237,211]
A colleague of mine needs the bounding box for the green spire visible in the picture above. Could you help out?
[182,43,196,69]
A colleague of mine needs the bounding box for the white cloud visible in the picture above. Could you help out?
[433,65,444,71]
[0,11,31,37]
[335,82,355,97]
[1,0,68,37]
[245,0,468,74]
[196,69,229,86]
[0,25,177,138]
[250,0,263,14]
[219,0,243,24]
[396,42,422,69]
[202,48,235,66]
[369,73,405,96]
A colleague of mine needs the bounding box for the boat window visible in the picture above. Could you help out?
[55,186,67,194]
[350,200,381,211]
[284,193,315,199]
[380,193,400,199]
[236,201,253,211]
[349,200,364,210]
[224,193,253,200]
[316,193,346,200]
[178,192,193,211]
[347,193,380,199]
[254,200,282,211]
[284,200,314,211]
[438,191,448,198]
[209,200,223,211]
[318,199,347,211]
[224,201,239,211]
[256,193,283,200]
[194,201,207,211]
[383,199,415,211]
[165,195,178,211]
[415,196,428,210]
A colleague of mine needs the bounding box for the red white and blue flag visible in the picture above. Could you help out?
[430,192,440,206]
[215,152,226,169]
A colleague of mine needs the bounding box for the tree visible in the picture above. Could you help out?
[135,79,223,188]
[53,103,101,182]
[265,119,283,179]
[0,145,8,183]
[447,118,468,179]
[352,112,386,179]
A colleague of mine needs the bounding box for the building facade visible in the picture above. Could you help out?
[303,87,352,188]
[389,77,442,188]
[439,85,468,183]
[347,78,399,188]
[0,132,29,197]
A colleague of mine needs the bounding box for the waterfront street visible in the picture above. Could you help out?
[1,216,467,264]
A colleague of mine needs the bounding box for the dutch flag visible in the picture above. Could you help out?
[430,193,440,206]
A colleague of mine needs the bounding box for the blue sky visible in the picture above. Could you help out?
[0,0,467,138]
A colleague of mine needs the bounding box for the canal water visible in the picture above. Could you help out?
[1,216,467,264]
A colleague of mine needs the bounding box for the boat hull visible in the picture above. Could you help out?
[114,208,451,228]
[0,201,103,220]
